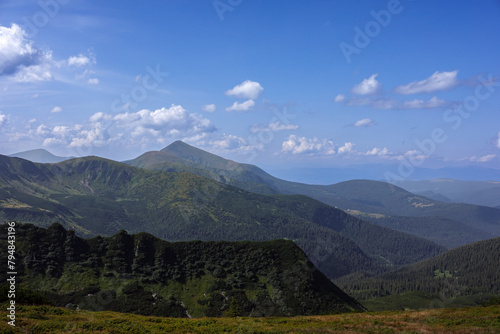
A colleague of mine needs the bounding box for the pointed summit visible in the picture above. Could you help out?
[161,140,236,169]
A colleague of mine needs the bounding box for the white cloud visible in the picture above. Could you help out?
[89,112,112,123]
[394,70,459,95]
[334,94,345,102]
[353,118,377,127]
[50,106,62,113]
[111,105,216,140]
[18,105,216,153]
[210,134,247,150]
[42,137,64,146]
[364,147,389,156]
[68,122,109,148]
[496,132,500,149]
[52,125,70,136]
[225,99,255,112]
[35,124,49,135]
[0,23,53,82]
[402,96,446,109]
[470,154,496,162]
[0,24,40,75]
[225,80,263,99]
[0,112,8,128]
[202,104,216,113]
[68,54,93,67]
[13,57,53,82]
[282,135,335,155]
[351,74,382,95]
[87,78,99,85]
[337,142,355,154]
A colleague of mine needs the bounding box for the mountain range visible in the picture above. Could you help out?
[392,179,500,208]
[0,153,446,279]
[1,141,499,313]
[1,142,499,272]
[126,141,500,248]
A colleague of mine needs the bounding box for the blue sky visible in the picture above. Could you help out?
[0,0,499,172]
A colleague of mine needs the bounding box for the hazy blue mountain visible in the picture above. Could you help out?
[9,149,73,163]
[392,179,500,208]
[268,165,500,184]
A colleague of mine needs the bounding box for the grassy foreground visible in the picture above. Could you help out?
[1,304,499,333]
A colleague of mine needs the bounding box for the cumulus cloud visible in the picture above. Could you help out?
[225,99,255,112]
[0,24,41,75]
[0,23,53,82]
[351,74,382,95]
[225,80,263,99]
[363,147,389,156]
[50,106,62,113]
[26,105,216,152]
[111,105,215,139]
[394,70,459,95]
[334,94,345,102]
[89,112,112,123]
[202,104,216,113]
[68,54,94,67]
[353,118,377,127]
[282,135,335,155]
[68,122,109,148]
[337,142,355,154]
[402,96,446,109]
[87,78,99,85]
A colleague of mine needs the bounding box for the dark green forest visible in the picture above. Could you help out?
[0,223,364,317]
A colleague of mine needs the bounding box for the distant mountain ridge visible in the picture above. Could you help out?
[9,149,73,163]
[0,154,446,280]
[127,141,500,247]
[393,179,500,208]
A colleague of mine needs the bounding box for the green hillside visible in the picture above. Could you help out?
[0,223,364,317]
[127,141,500,246]
[0,154,445,279]
[336,237,500,310]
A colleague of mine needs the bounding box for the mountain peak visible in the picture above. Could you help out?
[161,140,234,169]
[163,140,192,150]
[9,148,72,163]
